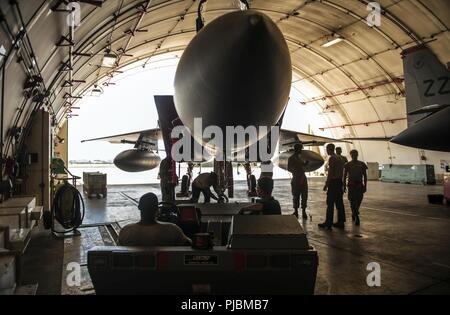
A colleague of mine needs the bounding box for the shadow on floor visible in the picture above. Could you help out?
[20,223,64,295]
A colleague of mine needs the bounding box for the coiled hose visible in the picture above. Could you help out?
[51,182,85,233]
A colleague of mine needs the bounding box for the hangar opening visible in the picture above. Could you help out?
[67,62,333,185]
[0,0,449,299]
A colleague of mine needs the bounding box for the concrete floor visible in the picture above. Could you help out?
[21,178,450,295]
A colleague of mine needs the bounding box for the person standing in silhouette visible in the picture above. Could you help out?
[318,143,346,230]
[288,143,309,219]
[343,149,368,226]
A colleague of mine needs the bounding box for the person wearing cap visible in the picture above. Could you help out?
[287,142,309,219]
[118,192,191,246]
[239,177,281,215]
[343,149,368,226]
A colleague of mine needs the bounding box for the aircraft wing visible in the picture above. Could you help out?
[81,128,162,151]
[279,128,351,151]
[340,137,392,141]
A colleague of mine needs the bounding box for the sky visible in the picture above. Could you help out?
[69,66,176,161]
[68,63,329,162]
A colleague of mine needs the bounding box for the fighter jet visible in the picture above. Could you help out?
[82,95,348,197]
[82,8,348,199]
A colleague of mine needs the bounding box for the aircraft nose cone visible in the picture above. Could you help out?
[174,10,292,151]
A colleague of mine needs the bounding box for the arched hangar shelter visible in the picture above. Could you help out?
[0,0,449,202]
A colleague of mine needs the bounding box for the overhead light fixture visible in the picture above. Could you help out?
[102,51,118,67]
[321,34,344,48]
[90,84,103,97]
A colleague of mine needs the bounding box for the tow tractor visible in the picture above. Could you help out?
[87,202,318,295]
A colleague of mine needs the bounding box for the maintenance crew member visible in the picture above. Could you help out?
[158,156,177,203]
[239,177,281,215]
[336,147,348,164]
[287,143,309,219]
[118,192,191,246]
[343,149,368,226]
[190,172,219,203]
[318,143,346,230]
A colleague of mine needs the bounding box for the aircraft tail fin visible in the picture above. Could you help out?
[154,95,182,156]
[154,95,205,162]
[402,45,450,126]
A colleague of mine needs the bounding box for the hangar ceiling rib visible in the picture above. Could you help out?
[0,0,449,157]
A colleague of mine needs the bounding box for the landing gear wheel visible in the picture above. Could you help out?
[179,175,190,196]
[247,175,257,197]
